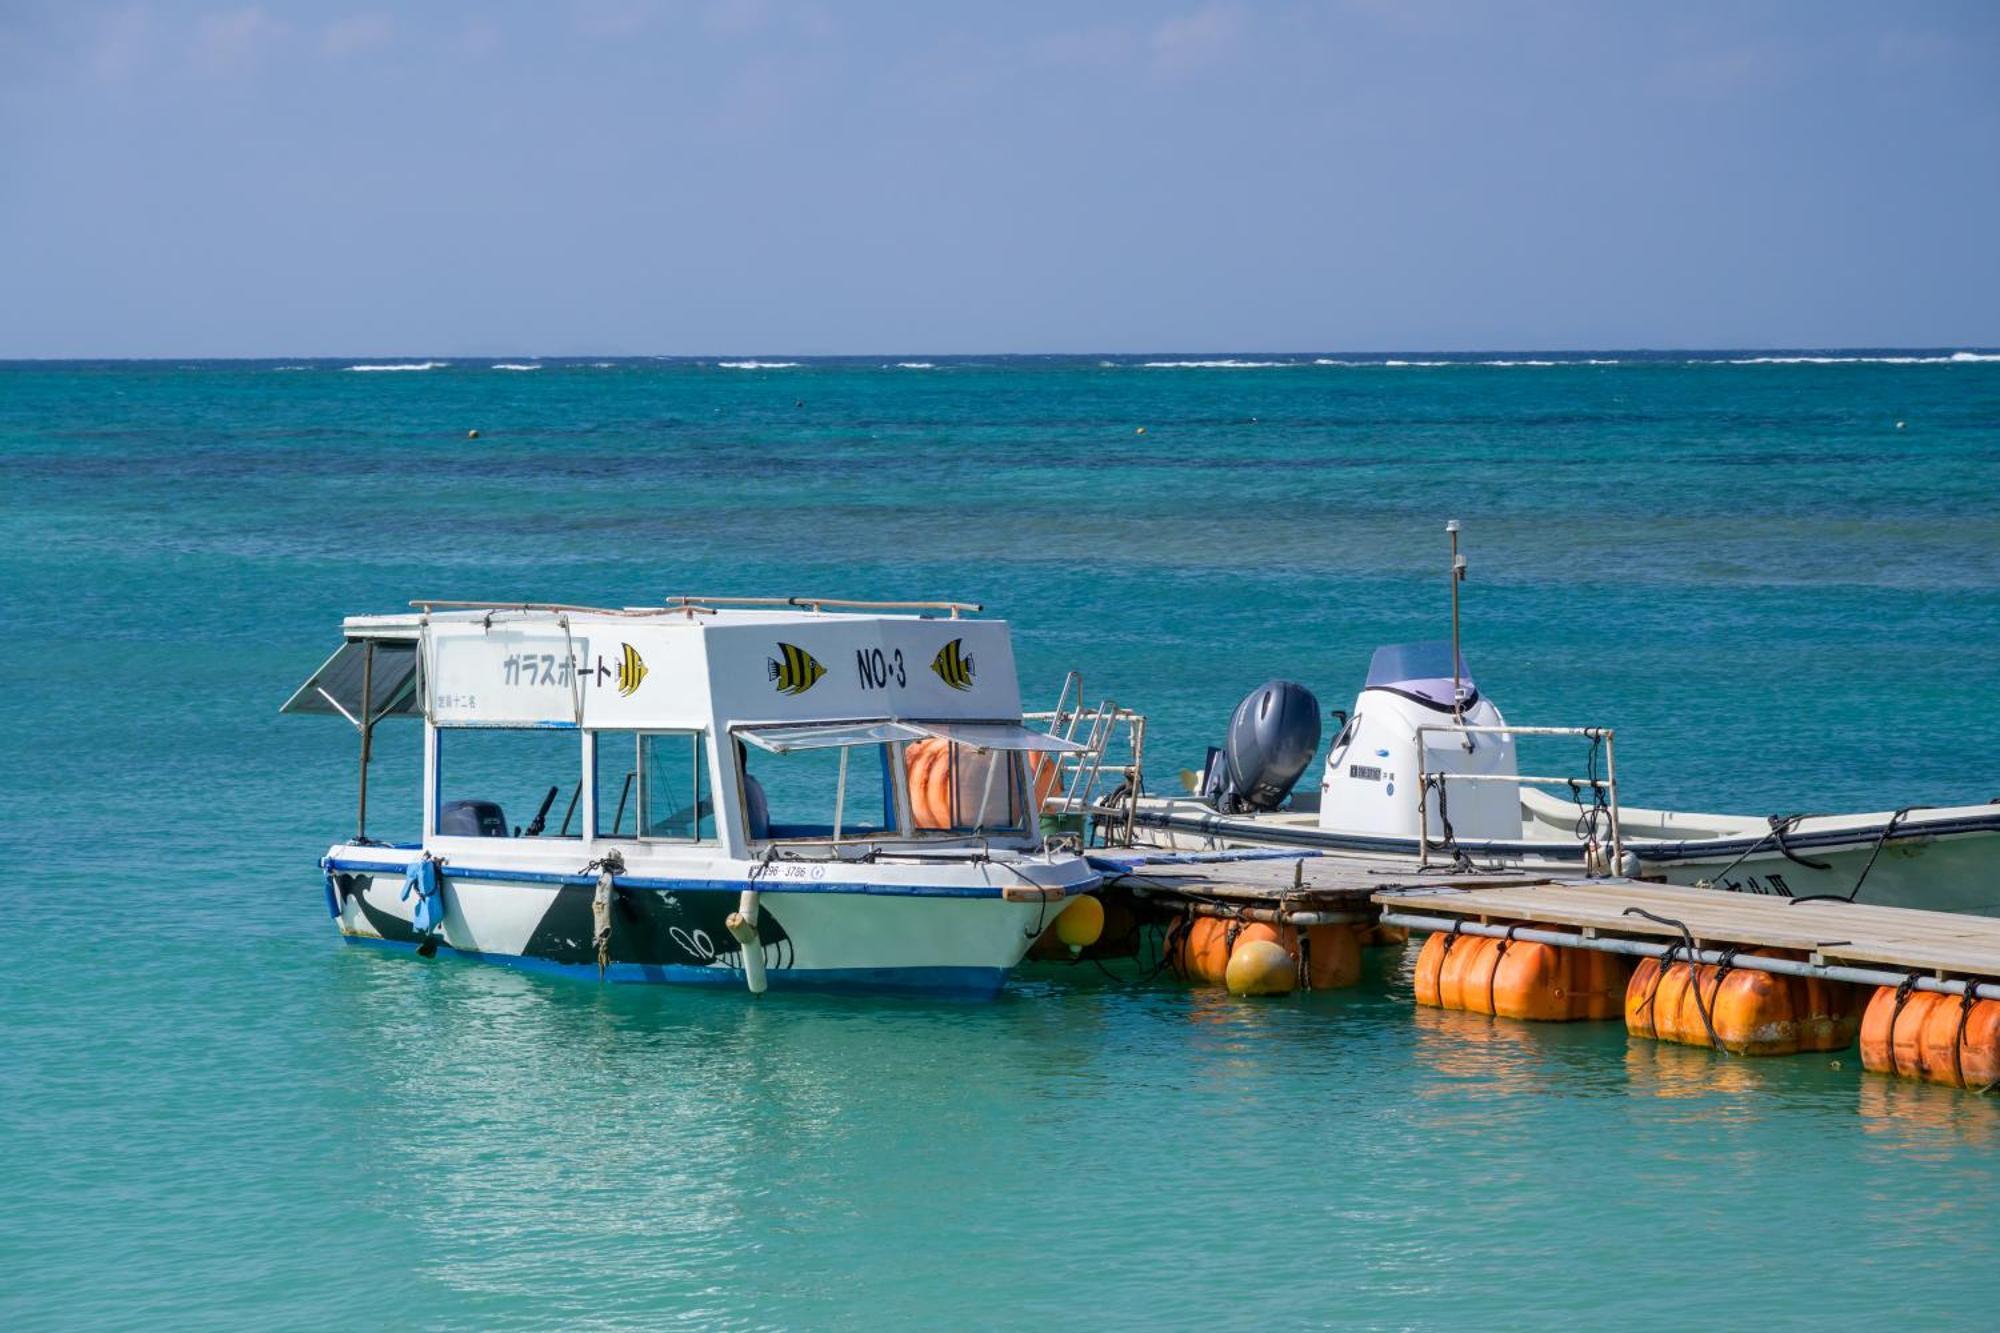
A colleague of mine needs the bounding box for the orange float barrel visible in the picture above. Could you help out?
[1437,934,1500,1015]
[1168,917,1363,990]
[1707,965,1800,1057]
[1577,950,1632,1021]
[1630,953,1864,1056]
[1625,956,1665,1039]
[1414,930,1449,1008]
[1862,986,2000,1088]
[1861,987,1945,1081]
[1422,929,1630,1021]
[1300,924,1363,990]
[1489,940,1580,1022]
[1169,917,1234,985]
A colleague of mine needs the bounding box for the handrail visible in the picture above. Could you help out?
[1413,722,1622,872]
[1024,691,1147,847]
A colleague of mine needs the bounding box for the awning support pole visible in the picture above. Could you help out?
[357,640,375,841]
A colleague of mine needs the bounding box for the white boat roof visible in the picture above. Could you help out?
[293,597,1035,734]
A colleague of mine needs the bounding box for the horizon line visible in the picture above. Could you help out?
[4,344,2000,364]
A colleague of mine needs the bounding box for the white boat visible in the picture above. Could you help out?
[1120,640,2000,917]
[284,596,1099,997]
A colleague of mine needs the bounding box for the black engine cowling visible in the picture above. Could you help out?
[1199,680,1322,812]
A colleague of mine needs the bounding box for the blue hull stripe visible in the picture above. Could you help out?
[342,934,1010,998]
[323,856,1093,899]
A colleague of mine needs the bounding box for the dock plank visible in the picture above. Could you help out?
[1372,880,2000,980]
[1089,850,1548,902]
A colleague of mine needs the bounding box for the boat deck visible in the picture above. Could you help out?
[1372,878,2000,989]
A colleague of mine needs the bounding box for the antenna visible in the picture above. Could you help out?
[1446,519,1467,726]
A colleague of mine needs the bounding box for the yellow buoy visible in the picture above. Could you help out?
[1135,426,1147,434]
[1225,938,1297,996]
[467,429,480,439]
[1054,895,1105,953]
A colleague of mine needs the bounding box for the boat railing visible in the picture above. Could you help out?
[1025,673,1148,847]
[1413,723,1622,872]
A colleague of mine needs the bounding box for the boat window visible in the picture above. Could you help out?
[737,741,896,842]
[904,740,1029,835]
[433,726,583,839]
[593,730,713,841]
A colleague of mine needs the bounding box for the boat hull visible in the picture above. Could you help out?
[325,854,1086,998]
[1127,800,2000,917]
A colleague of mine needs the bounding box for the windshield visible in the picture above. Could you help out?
[1364,641,1475,709]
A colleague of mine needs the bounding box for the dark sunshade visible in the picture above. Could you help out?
[281,640,421,725]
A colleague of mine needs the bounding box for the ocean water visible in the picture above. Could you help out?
[3,352,1999,1328]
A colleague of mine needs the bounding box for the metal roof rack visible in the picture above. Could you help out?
[408,600,674,617]
[406,597,984,619]
[665,595,983,618]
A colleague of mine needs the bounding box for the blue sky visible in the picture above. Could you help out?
[2,1,1996,356]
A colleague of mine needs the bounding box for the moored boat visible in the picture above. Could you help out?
[1120,640,2000,916]
[284,596,1100,996]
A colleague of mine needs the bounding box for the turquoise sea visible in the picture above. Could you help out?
[4,352,2000,1328]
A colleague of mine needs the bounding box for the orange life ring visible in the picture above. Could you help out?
[905,739,945,828]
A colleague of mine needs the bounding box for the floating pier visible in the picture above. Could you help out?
[1375,878,2000,1088]
[1071,848,2000,1091]
[1082,850,1544,995]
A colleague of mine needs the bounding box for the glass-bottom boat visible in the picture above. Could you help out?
[284,597,1099,997]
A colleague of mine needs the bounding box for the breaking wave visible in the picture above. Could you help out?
[896,362,937,369]
[718,360,800,369]
[1714,352,2000,365]
[1141,359,1292,368]
[345,361,446,372]
[491,363,542,371]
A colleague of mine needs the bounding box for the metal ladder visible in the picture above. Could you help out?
[1023,671,1147,847]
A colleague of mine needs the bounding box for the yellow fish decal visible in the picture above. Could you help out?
[930,638,976,690]
[767,642,826,695]
[616,643,647,697]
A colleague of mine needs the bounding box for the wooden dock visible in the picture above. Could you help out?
[1085,849,1547,926]
[1373,878,2000,1000]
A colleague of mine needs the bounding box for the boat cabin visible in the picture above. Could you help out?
[283,598,1078,866]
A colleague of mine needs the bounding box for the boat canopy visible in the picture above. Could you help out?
[915,721,1085,753]
[738,719,1085,754]
[281,640,421,726]
[741,721,932,753]
[1364,641,1476,710]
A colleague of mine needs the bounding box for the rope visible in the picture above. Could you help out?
[1888,973,1920,1078]
[1950,987,1977,1090]
[1622,907,1726,1053]
[1765,814,1833,872]
[1425,775,1476,873]
[1788,807,1917,906]
[1487,924,1521,1017]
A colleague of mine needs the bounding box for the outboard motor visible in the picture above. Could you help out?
[1199,680,1322,812]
